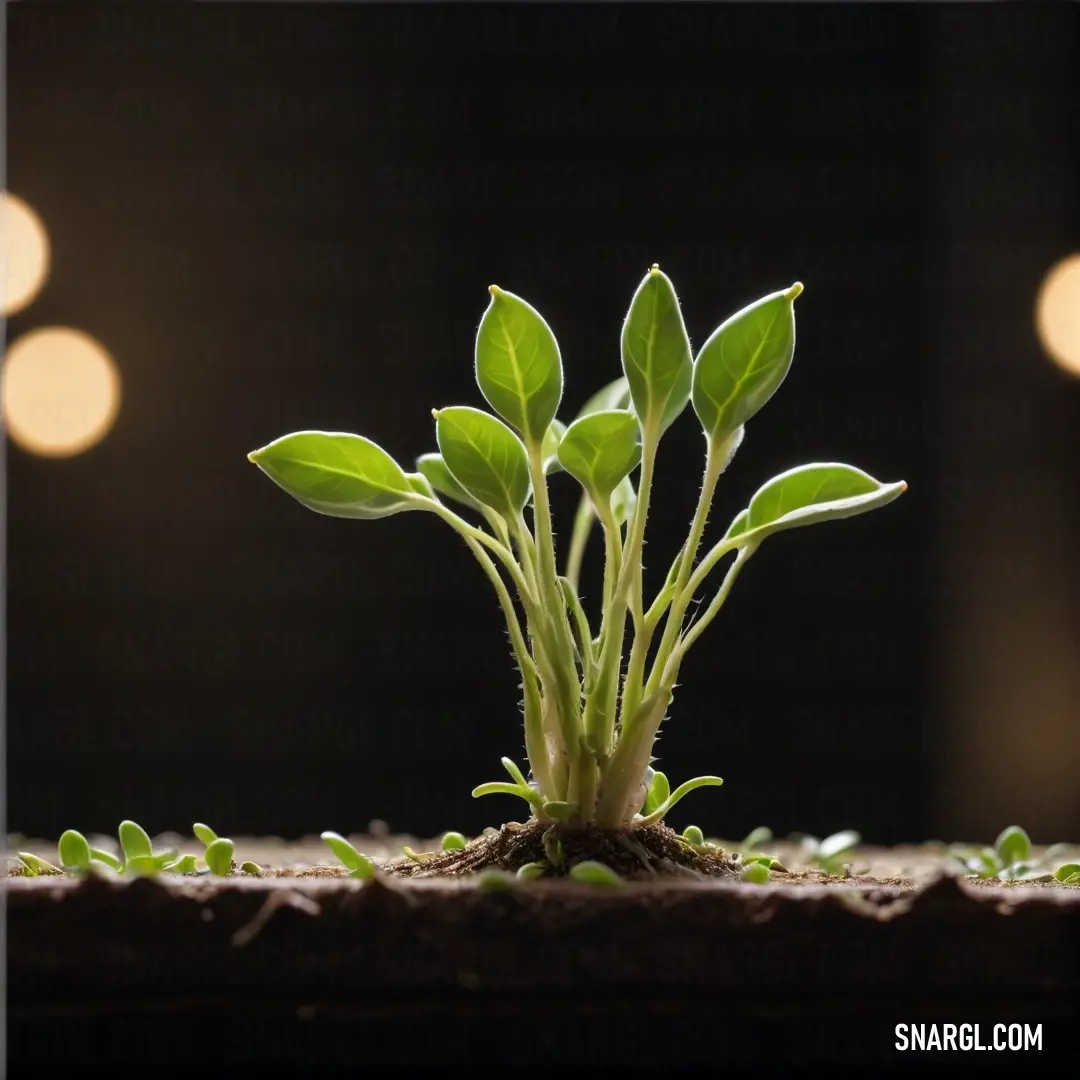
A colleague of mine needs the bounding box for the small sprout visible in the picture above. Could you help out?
[18,852,61,876]
[240,861,263,876]
[193,823,218,846]
[166,855,198,875]
[118,820,153,863]
[516,861,547,880]
[569,860,624,887]
[743,854,787,872]
[477,869,517,891]
[681,825,705,846]
[541,801,573,821]
[954,826,1043,881]
[402,845,437,863]
[204,838,234,877]
[89,848,123,872]
[741,826,773,853]
[57,830,92,871]
[441,831,467,852]
[1054,863,1080,885]
[801,830,861,875]
[319,831,375,880]
[542,828,564,868]
[741,861,771,884]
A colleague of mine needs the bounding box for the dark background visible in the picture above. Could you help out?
[6,3,1079,846]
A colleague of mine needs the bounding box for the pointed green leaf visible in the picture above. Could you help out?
[205,837,234,877]
[610,476,637,527]
[569,860,624,887]
[192,823,218,847]
[692,283,801,443]
[435,406,531,518]
[406,471,436,499]
[166,855,198,874]
[557,409,642,500]
[18,852,61,875]
[621,266,692,434]
[636,776,724,827]
[248,431,417,519]
[118,820,153,862]
[576,376,631,420]
[58,830,92,870]
[475,286,563,445]
[995,825,1031,868]
[416,452,483,511]
[726,464,907,547]
[642,770,670,816]
[542,419,567,474]
[472,781,545,811]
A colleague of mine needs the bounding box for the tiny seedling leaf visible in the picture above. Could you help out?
[569,860,625,887]
[724,464,906,548]
[166,855,198,874]
[475,286,563,445]
[576,375,631,419]
[642,770,670,816]
[621,266,692,435]
[692,283,801,444]
[556,409,642,500]
[240,861,263,876]
[995,825,1031,868]
[89,848,124,872]
[682,825,705,846]
[416,452,483,510]
[516,861,547,880]
[542,829,564,867]
[637,775,723,827]
[1054,863,1080,883]
[248,431,417,519]
[406,471,436,498]
[320,831,372,874]
[125,854,168,876]
[192,823,218,847]
[118,820,153,862]
[18,852,61,875]
[477,869,518,891]
[818,830,861,861]
[742,826,773,852]
[58,830,92,870]
[741,861,771,884]
[436,406,531,518]
[441,831,467,852]
[205,837,234,877]
[542,419,567,474]
[541,801,574,821]
[471,781,544,810]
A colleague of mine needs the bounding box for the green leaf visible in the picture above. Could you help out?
[569,860,624,887]
[441,831,467,852]
[58,830,92,870]
[995,825,1031,868]
[610,475,637,527]
[636,775,723,827]
[405,472,436,499]
[320,831,375,878]
[557,409,642,500]
[500,757,532,789]
[517,861,547,880]
[248,431,416,519]
[621,266,692,434]
[192,823,218,847]
[576,376,632,420]
[542,828,564,867]
[975,847,1002,878]
[18,852,61,875]
[118,820,153,862]
[240,861,263,876]
[166,855,198,874]
[542,419,567,474]
[435,406,531,518]
[89,848,124,872]
[682,825,705,846]
[125,855,166,877]
[541,801,574,821]
[471,781,544,811]
[415,452,482,511]
[205,838,234,877]
[642,770,670,816]
[725,463,907,547]
[692,283,802,443]
[741,861,771,884]
[818,830,860,860]
[475,286,563,445]
[1054,863,1080,883]
[742,826,773,852]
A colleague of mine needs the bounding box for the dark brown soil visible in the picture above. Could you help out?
[385,818,739,879]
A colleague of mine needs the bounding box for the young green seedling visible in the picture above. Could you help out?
[1054,863,1080,885]
[799,830,861,875]
[320,831,376,880]
[249,269,906,829]
[951,825,1054,882]
[569,861,624,887]
[441,831,468,852]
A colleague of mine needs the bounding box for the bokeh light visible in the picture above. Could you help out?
[2,327,122,457]
[2,192,51,315]
[1035,254,1080,377]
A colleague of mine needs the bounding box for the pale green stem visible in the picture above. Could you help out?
[662,542,757,687]
[642,439,726,698]
[564,494,594,595]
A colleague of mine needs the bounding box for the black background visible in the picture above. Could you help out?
[6,3,1078,845]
